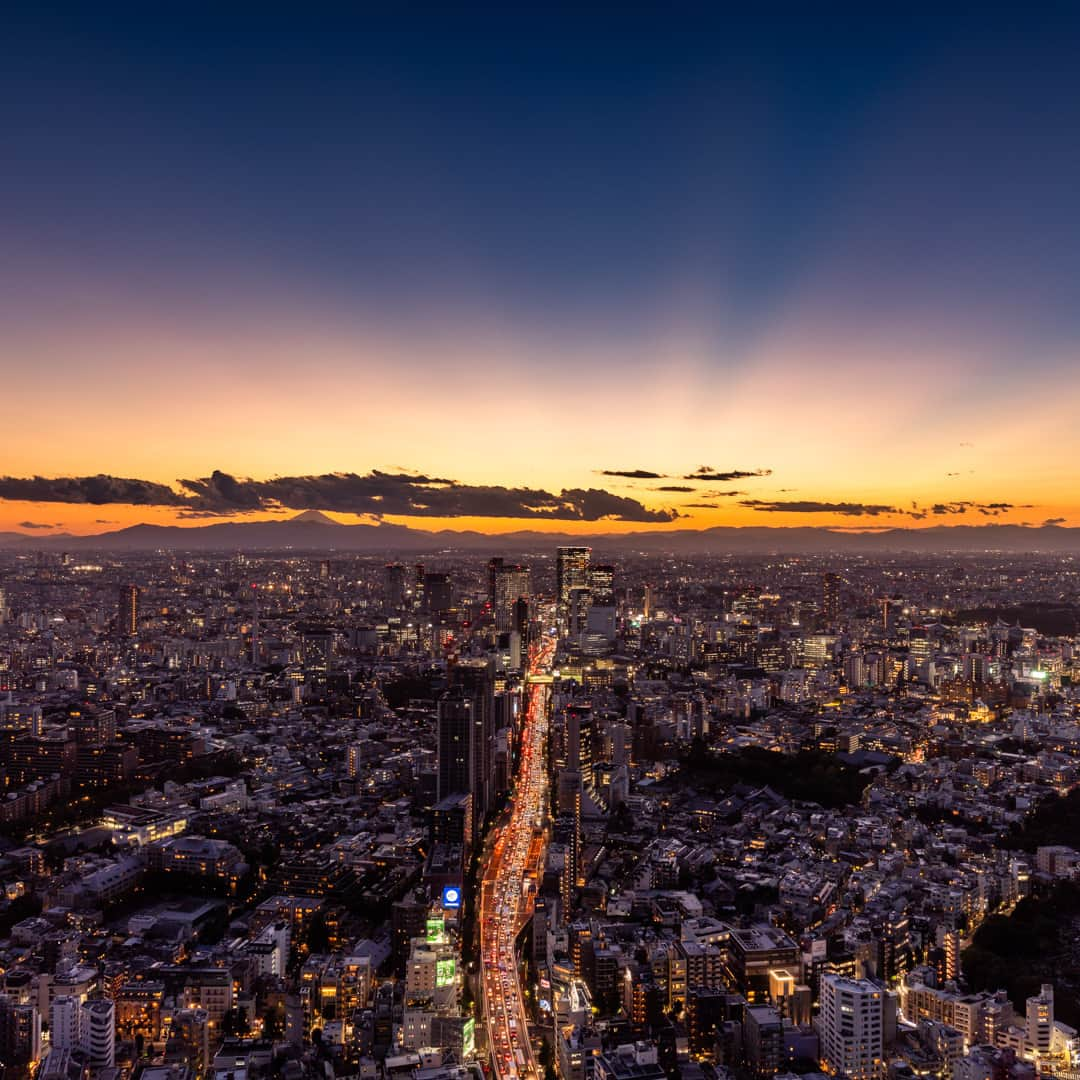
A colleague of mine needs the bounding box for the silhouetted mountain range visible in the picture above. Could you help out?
[1,515,1079,554]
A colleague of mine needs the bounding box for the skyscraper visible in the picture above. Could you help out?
[436,689,474,804]
[118,583,139,637]
[492,562,531,632]
[384,563,407,610]
[589,564,615,605]
[556,546,591,637]
[450,661,494,824]
[822,572,841,626]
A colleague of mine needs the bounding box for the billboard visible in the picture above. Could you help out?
[441,885,462,909]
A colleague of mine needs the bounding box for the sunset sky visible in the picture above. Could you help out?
[2,10,1079,536]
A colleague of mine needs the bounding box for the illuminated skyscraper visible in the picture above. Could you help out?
[492,562,531,632]
[556,546,591,636]
[118,584,139,637]
[589,564,615,606]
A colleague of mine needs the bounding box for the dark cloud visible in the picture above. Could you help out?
[683,503,719,509]
[653,485,695,493]
[173,470,680,521]
[18,521,61,529]
[0,469,670,523]
[0,474,187,506]
[684,467,772,481]
[1044,517,1066,526]
[931,501,1031,517]
[599,468,666,480]
[742,499,897,516]
[94,519,116,524]
[701,490,746,498]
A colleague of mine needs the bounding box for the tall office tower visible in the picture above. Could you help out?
[568,586,592,639]
[589,564,615,606]
[384,563,407,610]
[487,557,504,608]
[118,583,139,637]
[513,596,530,642]
[318,559,331,581]
[80,999,116,1069]
[556,546,591,636]
[566,703,594,785]
[436,689,474,803]
[1026,984,1054,1057]
[818,975,886,1080]
[450,661,494,824]
[0,586,6,624]
[413,564,425,611]
[822,572,841,625]
[424,573,454,614]
[492,562,531,632]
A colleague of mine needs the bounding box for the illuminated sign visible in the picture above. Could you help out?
[436,958,456,987]
[463,1017,475,1057]
[426,917,443,942]
[442,886,462,909]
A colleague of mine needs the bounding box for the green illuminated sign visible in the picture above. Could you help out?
[436,958,456,987]
[463,1017,475,1058]
[426,918,443,942]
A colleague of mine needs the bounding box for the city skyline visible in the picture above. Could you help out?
[4,11,1080,535]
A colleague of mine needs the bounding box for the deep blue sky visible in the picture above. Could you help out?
[4,9,1079,346]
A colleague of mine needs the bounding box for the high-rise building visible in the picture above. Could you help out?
[822,572,841,626]
[425,573,454,614]
[347,743,365,778]
[80,999,116,1069]
[384,563,407,610]
[118,583,139,637]
[413,564,426,611]
[556,546,591,636]
[818,975,886,1080]
[450,661,494,823]
[492,562,531,632]
[436,689,473,803]
[589,564,615,606]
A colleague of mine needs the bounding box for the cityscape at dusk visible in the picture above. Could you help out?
[3,13,1080,1080]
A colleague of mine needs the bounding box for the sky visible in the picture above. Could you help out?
[2,8,1080,536]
